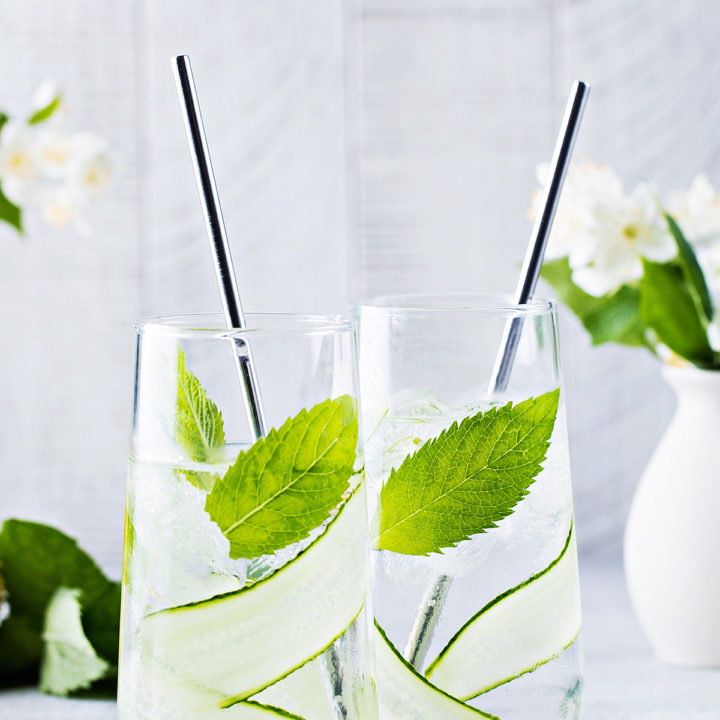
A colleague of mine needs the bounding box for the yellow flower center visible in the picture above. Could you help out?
[623,224,639,240]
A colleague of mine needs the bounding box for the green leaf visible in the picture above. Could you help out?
[176,347,226,460]
[206,395,359,559]
[28,94,61,125]
[640,259,717,366]
[376,390,560,556]
[0,520,120,675]
[176,347,226,490]
[0,182,23,234]
[663,211,714,321]
[0,614,43,682]
[541,259,647,347]
[39,587,110,696]
[0,112,9,132]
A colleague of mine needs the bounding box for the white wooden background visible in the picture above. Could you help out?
[1,0,719,580]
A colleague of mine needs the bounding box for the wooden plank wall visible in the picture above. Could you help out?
[1,0,719,575]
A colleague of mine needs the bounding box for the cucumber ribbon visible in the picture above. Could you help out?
[375,524,581,718]
[139,487,369,714]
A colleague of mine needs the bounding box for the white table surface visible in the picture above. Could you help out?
[2,554,719,719]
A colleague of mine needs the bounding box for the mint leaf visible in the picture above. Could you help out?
[0,520,120,672]
[206,395,359,559]
[663,211,714,321]
[176,347,226,490]
[541,258,647,347]
[0,182,23,234]
[28,94,61,125]
[0,614,43,682]
[376,390,560,556]
[640,259,717,366]
[39,587,109,696]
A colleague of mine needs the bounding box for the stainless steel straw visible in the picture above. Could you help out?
[173,55,267,441]
[404,81,590,669]
[489,80,590,393]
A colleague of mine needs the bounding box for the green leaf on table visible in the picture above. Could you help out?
[0,182,23,234]
[206,395,359,559]
[39,587,110,696]
[28,93,62,125]
[376,390,560,556]
[0,614,44,683]
[176,347,226,490]
[640,259,716,366]
[0,112,9,132]
[663,211,714,321]
[0,520,121,674]
[541,258,647,347]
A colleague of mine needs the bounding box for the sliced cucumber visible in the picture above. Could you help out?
[141,487,368,709]
[374,622,499,720]
[254,656,335,720]
[425,525,581,700]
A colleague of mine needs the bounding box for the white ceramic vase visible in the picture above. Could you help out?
[624,364,720,666]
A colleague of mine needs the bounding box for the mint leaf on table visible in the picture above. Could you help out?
[640,259,717,366]
[39,587,110,696]
[376,390,560,556]
[541,258,647,347]
[206,395,359,559]
[0,614,43,683]
[176,347,226,490]
[663,211,714,322]
[0,520,121,682]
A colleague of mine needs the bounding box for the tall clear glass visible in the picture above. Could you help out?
[355,295,583,720]
[118,313,376,720]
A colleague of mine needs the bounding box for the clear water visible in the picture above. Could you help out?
[118,454,375,720]
[366,395,583,720]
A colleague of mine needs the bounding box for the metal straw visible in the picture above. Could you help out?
[173,55,267,441]
[404,81,590,670]
[489,80,590,393]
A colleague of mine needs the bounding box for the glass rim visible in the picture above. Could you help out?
[136,312,353,339]
[353,293,556,317]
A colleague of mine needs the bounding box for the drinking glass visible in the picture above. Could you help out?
[355,295,583,720]
[118,313,376,720]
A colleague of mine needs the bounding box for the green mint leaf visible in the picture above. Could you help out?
[39,587,110,696]
[206,395,359,559]
[640,259,717,366]
[0,182,23,234]
[541,258,647,347]
[176,347,225,462]
[28,94,62,125]
[376,390,560,556]
[0,614,43,683]
[0,520,120,670]
[663,211,714,321]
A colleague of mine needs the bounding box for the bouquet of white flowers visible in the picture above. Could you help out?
[535,163,720,368]
[0,82,112,237]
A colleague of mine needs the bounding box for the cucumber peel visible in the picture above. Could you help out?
[140,487,368,709]
[425,524,581,700]
[374,621,499,720]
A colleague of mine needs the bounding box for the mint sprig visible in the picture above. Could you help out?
[175,347,226,490]
[206,395,359,559]
[0,520,120,687]
[376,390,560,556]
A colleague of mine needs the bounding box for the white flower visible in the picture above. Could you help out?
[0,122,38,203]
[569,184,676,297]
[67,132,113,197]
[35,129,73,178]
[533,161,623,260]
[39,185,90,236]
[666,174,720,245]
